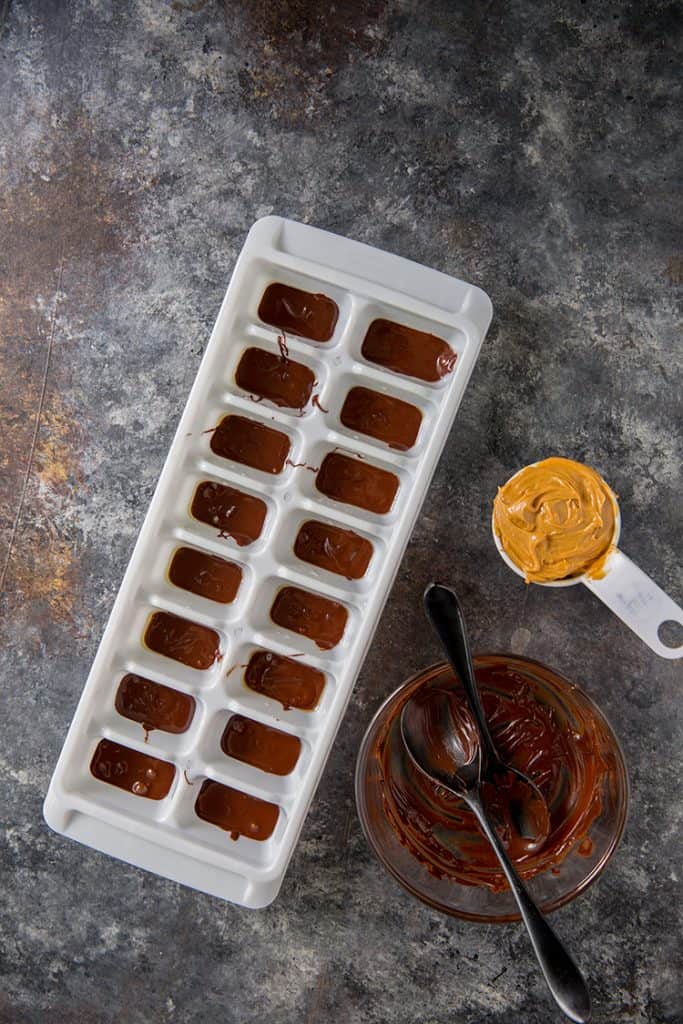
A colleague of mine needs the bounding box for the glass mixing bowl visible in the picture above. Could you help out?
[355,654,628,923]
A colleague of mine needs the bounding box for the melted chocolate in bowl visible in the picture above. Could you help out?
[210,414,290,475]
[90,739,175,799]
[356,654,628,921]
[294,519,373,580]
[115,674,196,734]
[258,282,338,342]
[191,481,266,547]
[144,611,221,670]
[315,452,399,514]
[235,346,315,411]
[221,715,301,776]
[244,650,326,711]
[270,585,348,650]
[361,318,457,382]
[195,779,279,841]
[169,546,242,604]
[340,386,422,451]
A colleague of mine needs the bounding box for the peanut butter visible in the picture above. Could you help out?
[493,457,618,583]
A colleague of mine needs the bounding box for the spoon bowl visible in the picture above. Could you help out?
[400,683,481,793]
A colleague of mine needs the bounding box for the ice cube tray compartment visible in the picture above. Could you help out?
[199,711,307,794]
[274,508,380,590]
[44,216,492,907]
[331,373,436,456]
[138,535,251,619]
[352,304,467,386]
[181,472,273,552]
[224,643,334,722]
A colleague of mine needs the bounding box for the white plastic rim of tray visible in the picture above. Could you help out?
[44,216,493,908]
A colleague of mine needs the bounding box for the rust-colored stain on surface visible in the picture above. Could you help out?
[232,0,388,124]
[0,278,83,625]
[172,0,207,11]
[4,391,83,624]
[666,256,683,284]
[0,117,137,627]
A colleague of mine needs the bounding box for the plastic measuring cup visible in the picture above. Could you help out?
[492,468,683,660]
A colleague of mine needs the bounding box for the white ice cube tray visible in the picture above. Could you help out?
[44,216,493,907]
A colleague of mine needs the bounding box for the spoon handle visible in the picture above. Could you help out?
[424,584,499,768]
[467,790,592,1023]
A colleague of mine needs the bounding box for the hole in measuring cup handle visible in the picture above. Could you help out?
[658,619,683,650]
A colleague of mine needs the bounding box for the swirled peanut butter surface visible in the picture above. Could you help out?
[493,457,618,583]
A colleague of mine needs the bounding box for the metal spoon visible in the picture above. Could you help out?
[401,682,592,1023]
[424,583,550,850]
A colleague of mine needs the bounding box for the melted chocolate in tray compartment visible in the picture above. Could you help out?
[340,386,422,451]
[115,674,196,734]
[294,520,373,580]
[361,318,457,382]
[221,715,301,776]
[195,779,279,841]
[90,738,175,799]
[191,480,267,547]
[210,414,290,474]
[258,282,339,342]
[270,585,348,650]
[235,346,315,411]
[145,611,221,670]
[244,650,326,711]
[315,452,399,515]
[169,546,242,604]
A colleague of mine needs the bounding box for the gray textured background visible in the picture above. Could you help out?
[1,1,681,1022]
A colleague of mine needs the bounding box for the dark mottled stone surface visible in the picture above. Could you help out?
[0,2,681,1022]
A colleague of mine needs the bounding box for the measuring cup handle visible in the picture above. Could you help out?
[584,550,683,659]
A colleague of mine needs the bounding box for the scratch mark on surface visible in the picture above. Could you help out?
[0,0,11,36]
[341,805,354,847]
[0,246,65,599]
[304,965,329,1024]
